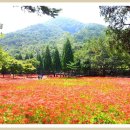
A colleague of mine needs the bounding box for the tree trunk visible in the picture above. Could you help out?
[102,66,106,76]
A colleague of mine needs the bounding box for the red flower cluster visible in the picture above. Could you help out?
[0,76,130,124]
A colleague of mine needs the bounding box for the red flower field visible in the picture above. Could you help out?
[0,75,130,124]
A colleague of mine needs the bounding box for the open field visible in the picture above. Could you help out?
[0,76,130,124]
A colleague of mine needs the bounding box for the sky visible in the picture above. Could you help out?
[0,3,108,34]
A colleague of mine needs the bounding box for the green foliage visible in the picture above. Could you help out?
[15,53,23,60]
[9,60,23,76]
[99,6,130,29]
[25,53,30,60]
[0,16,130,77]
[29,53,34,59]
[0,47,11,67]
[74,24,105,43]
[100,6,130,52]
[0,33,5,38]
[74,35,130,76]
[52,47,61,72]
[26,58,39,69]
[62,39,74,71]
[44,46,52,73]
[0,18,105,56]
[106,28,130,52]
[1,65,7,77]
[67,61,80,71]
[23,62,36,75]
[46,17,85,34]
[21,6,61,18]
[0,46,37,77]
[36,54,44,74]
[91,112,116,124]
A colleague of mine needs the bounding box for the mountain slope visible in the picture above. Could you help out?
[74,23,105,42]
[0,17,106,55]
[0,24,64,46]
[46,17,85,34]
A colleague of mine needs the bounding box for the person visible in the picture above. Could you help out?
[38,75,40,79]
[42,74,44,79]
[53,72,55,77]
[38,74,44,79]
[38,74,42,79]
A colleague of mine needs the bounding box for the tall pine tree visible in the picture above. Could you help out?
[53,47,61,72]
[62,39,73,71]
[25,53,30,60]
[15,53,23,60]
[29,53,34,59]
[44,46,52,74]
[36,54,44,74]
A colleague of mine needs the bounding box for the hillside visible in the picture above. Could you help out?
[45,17,85,34]
[74,23,105,43]
[0,17,106,55]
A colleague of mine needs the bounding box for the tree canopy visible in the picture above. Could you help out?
[62,39,73,71]
[53,47,61,72]
[21,6,61,18]
[99,6,130,29]
[99,6,130,52]
[44,46,52,73]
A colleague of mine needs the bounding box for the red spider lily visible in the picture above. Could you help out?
[0,76,130,124]
[71,119,80,124]
[0,119,4,124]
[25,111,33,117]
[23,118,29,123]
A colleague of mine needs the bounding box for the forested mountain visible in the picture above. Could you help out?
[45,17,85,34]
[0,17,106,56]
[74,23,105,42]
[0,17,130,77]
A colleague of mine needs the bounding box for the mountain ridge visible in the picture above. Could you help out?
[0,17,106,55]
